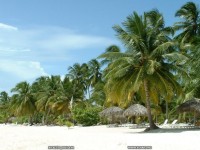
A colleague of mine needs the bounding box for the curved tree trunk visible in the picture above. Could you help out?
[144,80,159,130]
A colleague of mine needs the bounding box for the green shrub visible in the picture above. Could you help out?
[72,106,102,126]
[65,121,74,128]
[14,116,28,124]
[54,115,74,127]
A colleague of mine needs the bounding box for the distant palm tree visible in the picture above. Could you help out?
[88,59,102,87]
[99,10,186,130]
[67,63,88,100]
[52,76,73,115]
[11,82,36,125]
[91,83,106,106]
[86,59,102,98]
[0,91,10,104]
[0,91,11,123]
[100,45,121,66]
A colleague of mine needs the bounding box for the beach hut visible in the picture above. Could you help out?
[177,98,200,124]
[123,104,147,117]
[99,106,124,123]
[123,104,148,125]
[99,106,123,117]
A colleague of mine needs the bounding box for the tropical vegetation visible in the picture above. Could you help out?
[0,2,200,130]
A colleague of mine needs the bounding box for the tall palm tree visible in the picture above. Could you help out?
[87,59,102,98]
[99,10,186,130]
[174,2,200,100]
[11,82,36,125]
[174,2,200,43]
[67,63,88,101]
[88,59,102,87]
[33,76,64,124]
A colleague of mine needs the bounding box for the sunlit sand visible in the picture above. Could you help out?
[0,124,200,150]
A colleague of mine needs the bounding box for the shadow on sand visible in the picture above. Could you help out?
[126,128,200,134]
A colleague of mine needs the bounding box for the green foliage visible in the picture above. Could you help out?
[89,82,106,106]
[65,121,74,127]
[14,116,29,124]
[54,115,73,127]
[99,10,186,108]
[0,91,11,123]
[72,105,102,126]
[0,114,6,123]
[10,81,36,117]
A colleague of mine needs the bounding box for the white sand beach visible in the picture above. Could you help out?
[0,124,200,150]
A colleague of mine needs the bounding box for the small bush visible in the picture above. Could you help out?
[72,106,102,126]
[65,121,74,127]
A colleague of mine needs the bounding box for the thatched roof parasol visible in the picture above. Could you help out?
[99,106,123,117]
[123,104,147,117]
[177,98,200,113]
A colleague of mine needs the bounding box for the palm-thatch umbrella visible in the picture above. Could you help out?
[177,98,200,124]
[123,104,147,117]
[123,104,147,124]
[99,106,123,117]
[177,98,200,113]
[99,106,124,123]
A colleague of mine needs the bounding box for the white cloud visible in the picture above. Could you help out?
[0,60,48,79]
[0,23,18,31]
[0,59,49,93]
[38,34,115,50]
[0,25,116,62]
[0,23,117,92]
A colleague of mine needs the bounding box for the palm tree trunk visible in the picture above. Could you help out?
[194,112,196,125]
[45,109,51,125]
[88,87,91,99]
[29,116,33,126]
[166,101,168,119]
[144,80,159,130]
[42,115,45,125]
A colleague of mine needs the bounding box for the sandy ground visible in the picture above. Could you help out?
[0,124,200,150]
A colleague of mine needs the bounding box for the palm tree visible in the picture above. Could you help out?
[88,59,102,87]
[0,91,11,123]
[174,2,200,100]
[32,76,56,124]
[0,91,10,103]
[174,2,200,43]
[11,82,36,125]
[87,59,102,98]
[67,63,88,101]
[89,82,106,106]
[32,75,73,124]
[52,76,74,115]
[100,45,121,66]
[99,10,186,130]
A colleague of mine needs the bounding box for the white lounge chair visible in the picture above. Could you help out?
[160,119,178,128]
[159,119,168,128]
[163,119,168,125]
[170,120,178,128]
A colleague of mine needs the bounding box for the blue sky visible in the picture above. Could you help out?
[0,0,199,92]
